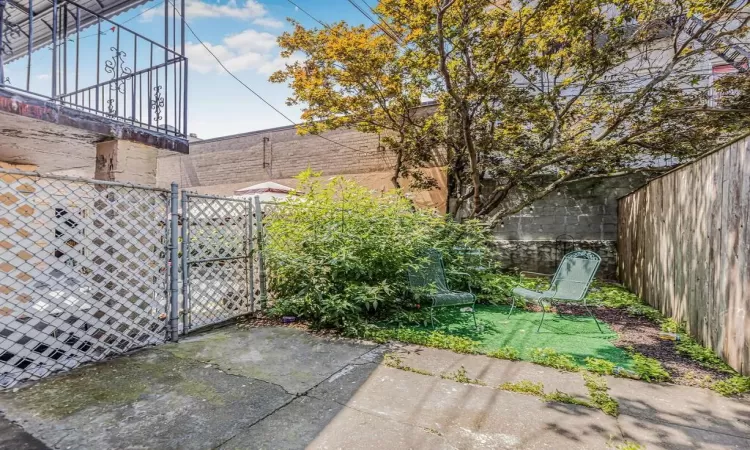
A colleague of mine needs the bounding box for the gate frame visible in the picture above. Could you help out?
[180,192,255,334]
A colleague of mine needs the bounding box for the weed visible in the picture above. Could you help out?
[585,357,616,375]
[441,366,486,385]
[498,380,545,396]
[675,339,736,374]
[383,353,434,376]
[583,372,619,416]
[530,348,579,372]
[632,353,671,382]
[362,328,479,354]
[543,390,592,407]
[660,318,684,333]
[711,376,750,397]
[609,440,645,450]
[487,346,520,361]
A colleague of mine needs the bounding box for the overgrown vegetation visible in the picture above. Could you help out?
[631,353,671,383]
[383,353,434,376]
[544,390,592,407]
[361,328,479,354]
[585,357,616,376]
[498,380,545,397]
[265,170,489,332]
[711,376,750,397]
[583,373,619,417]
[530,348,579,372]
[441,366,485,385]
[487,346,520,361]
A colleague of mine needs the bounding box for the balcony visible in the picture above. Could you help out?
[0,0,188,154]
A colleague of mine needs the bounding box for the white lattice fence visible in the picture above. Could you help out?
[0,169,171,388]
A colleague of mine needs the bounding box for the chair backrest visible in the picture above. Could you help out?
[407,249,448,293]
[548,250,601,300]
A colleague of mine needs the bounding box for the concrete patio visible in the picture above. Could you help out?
[0,326,748,449]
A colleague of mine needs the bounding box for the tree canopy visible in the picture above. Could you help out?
[272,0,750,224]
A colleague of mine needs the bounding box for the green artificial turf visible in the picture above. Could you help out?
[400,304,635,370]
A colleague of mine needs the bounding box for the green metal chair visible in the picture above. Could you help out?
[407,249,477,330]
[509,250,602,333]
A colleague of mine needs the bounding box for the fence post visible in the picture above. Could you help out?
[247,199,255,312]
[254,195,267,309]
[169,182,180,342]
[180,190,189,334]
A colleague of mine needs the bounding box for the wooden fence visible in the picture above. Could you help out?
[618,137,750,375]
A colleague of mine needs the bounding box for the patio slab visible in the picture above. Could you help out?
[0,326,748,449]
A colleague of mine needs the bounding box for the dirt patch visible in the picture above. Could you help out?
[556,304,732,387]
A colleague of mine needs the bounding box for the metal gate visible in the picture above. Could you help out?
[180,193,256,333]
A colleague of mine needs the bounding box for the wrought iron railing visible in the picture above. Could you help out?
[0,0,187,138]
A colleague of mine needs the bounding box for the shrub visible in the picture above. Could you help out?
[530,348,579,372]
[712,376,750,397]
[264,170,489,331]
[632,353,671,382]
[487,346,520,361]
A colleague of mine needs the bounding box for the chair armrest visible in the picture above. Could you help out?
[519,271,554,279]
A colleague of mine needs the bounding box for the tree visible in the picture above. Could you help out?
[270,21,441,190]
[273,0,750,225]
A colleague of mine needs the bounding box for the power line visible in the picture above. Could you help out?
[173,3,376,156]
[345,0,402,45]
[358,0,402,42]
[285,0,329,29]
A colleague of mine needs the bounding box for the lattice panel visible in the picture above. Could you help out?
[186,197,250,261]
[186,259,252,329]
[184,195,252,332]
[0,170,170,388]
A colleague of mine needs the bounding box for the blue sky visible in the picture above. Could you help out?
[134,0,369,138]
[4,0,369,139]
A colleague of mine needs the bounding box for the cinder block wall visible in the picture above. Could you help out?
[489,174,648,278]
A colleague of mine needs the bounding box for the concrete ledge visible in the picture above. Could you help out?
[0,89,189,154]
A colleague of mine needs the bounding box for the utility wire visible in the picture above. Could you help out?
[345,0,402,44]
[174,3,375,155]
[358,0,402,42]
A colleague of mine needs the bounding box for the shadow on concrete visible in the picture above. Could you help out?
[1,326,749,449]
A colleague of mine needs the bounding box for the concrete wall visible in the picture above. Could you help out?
[489,174,648,278]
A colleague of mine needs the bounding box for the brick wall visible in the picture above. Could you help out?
[158,125,402,189]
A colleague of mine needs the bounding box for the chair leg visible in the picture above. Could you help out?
[537,298,546,333]
[472,303,478,330]
[508,297,516,316]
[430,307,435,330]
[585,302,603,333]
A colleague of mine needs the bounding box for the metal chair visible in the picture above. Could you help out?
[509,250,602,333]
[407,249,477,329]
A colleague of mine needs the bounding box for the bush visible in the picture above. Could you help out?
[361,327,479,354]
[264,170,489,331]
[488,346,521,361]
[585,357,616,375]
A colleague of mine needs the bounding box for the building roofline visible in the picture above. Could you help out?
[193,101,438,145]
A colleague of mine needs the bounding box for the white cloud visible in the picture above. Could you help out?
[142,0,266,20]
[185,30,294,75]
[37,74,50,80]
[257,54,304,75]
[252,17,285,29]
[223,29,277,52]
